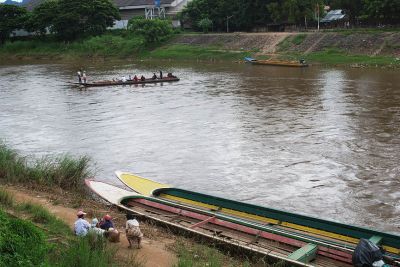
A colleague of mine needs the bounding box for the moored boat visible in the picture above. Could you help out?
[72,76,179,87]
[86,179,354,266]
[115,171,400,262]
[244,57,308,67]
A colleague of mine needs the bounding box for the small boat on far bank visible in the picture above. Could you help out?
[245,57,308,67]
[72,76,180,87]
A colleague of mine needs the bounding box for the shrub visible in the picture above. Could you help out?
[127,18,173,44]
[0,188,14,207]
[0,209,48,266]
[197,18,212,33]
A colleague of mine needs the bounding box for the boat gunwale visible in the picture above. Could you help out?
[73,77,180,87]
[152,187,400,251]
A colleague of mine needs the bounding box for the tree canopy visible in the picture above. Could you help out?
[30,0,120,41]
[180,0,400,31]
[0,4,27,44]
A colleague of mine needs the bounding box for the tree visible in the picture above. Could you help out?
[362,0,400,24]
[0,4,27,44]
[51,0,120,41]
[26,0,59,36]
[128,18,173,44]
[198,18,212,33]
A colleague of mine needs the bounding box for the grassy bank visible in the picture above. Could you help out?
[0,188,119,267]
[0,143,274,266]
[2,31,399,66]
[0,142,91,193]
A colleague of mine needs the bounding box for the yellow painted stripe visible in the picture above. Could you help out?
[119,173,169,196]
[160,194,400,255]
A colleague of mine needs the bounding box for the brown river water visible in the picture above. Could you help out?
[0,60,399,233]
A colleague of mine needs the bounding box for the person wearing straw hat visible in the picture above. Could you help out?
[74,210,90,236]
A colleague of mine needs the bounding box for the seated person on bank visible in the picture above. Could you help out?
[74,210,90,237]
[99,214,114,230]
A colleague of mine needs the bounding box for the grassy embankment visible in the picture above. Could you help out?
[1,29,399,66]
[276,32,400,67]
[0,142,265,266]
[0,31,246,61]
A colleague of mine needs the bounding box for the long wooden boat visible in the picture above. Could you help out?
[73,77,179,87]
[115,171,400,263]
[244,57,308,67]
[86,179,353,266]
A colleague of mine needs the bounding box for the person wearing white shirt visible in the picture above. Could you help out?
[74,210,90,237]
[125,213,143,248]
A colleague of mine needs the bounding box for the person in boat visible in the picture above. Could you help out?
[74,210,90,237]
[152,73,157,80]
[121,76,127,83]
[82,71,87,84]
[125,213,143,249]
[167,72,176,78]
[77,69,82,83]
[159,70,163,79]
[299,59,306,64]
[99,214,114,231]
[140,75,145,81]
[133,75,138,82]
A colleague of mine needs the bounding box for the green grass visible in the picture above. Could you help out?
[0,33,147,59]
[0,142,92,193]
[57,233,118,267]
[0,188,14,207]
[173,239,252,267]
[0,208,49,266]
[304,48,400,66]
[291,34,307,45]
[145,44,247,61]
[17,202,71,236]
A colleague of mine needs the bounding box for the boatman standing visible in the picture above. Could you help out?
[77,69,82,83]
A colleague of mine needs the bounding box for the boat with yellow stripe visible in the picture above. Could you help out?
[115,171,400,259]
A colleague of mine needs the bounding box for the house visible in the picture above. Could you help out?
[24,0,191,28]
[320,9,349,28]
[113,0,190,28]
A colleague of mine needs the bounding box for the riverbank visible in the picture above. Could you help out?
[0,142,259,266]
[1,31,399,67]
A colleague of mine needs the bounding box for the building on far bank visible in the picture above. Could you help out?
[320,9,349,28]
[113,0,190,28]
[24,0,191,29]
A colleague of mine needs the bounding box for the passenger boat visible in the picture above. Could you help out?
[244,57,308,67]
[73,77,179,87]
[115,171,400,264]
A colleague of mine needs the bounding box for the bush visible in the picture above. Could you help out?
[127,18,173,44]
[197,18,212,33]
[0,188,14,208]
[0,209,48,266]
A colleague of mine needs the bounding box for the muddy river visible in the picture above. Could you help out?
[0,59,399,233]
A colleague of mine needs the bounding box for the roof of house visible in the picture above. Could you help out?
[320,9,346,23]
[114,0,174,7]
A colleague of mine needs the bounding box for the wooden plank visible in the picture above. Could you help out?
[288,243,318,263]
[190,216,216,229]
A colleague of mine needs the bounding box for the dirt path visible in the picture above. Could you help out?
[5,186,177,267]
